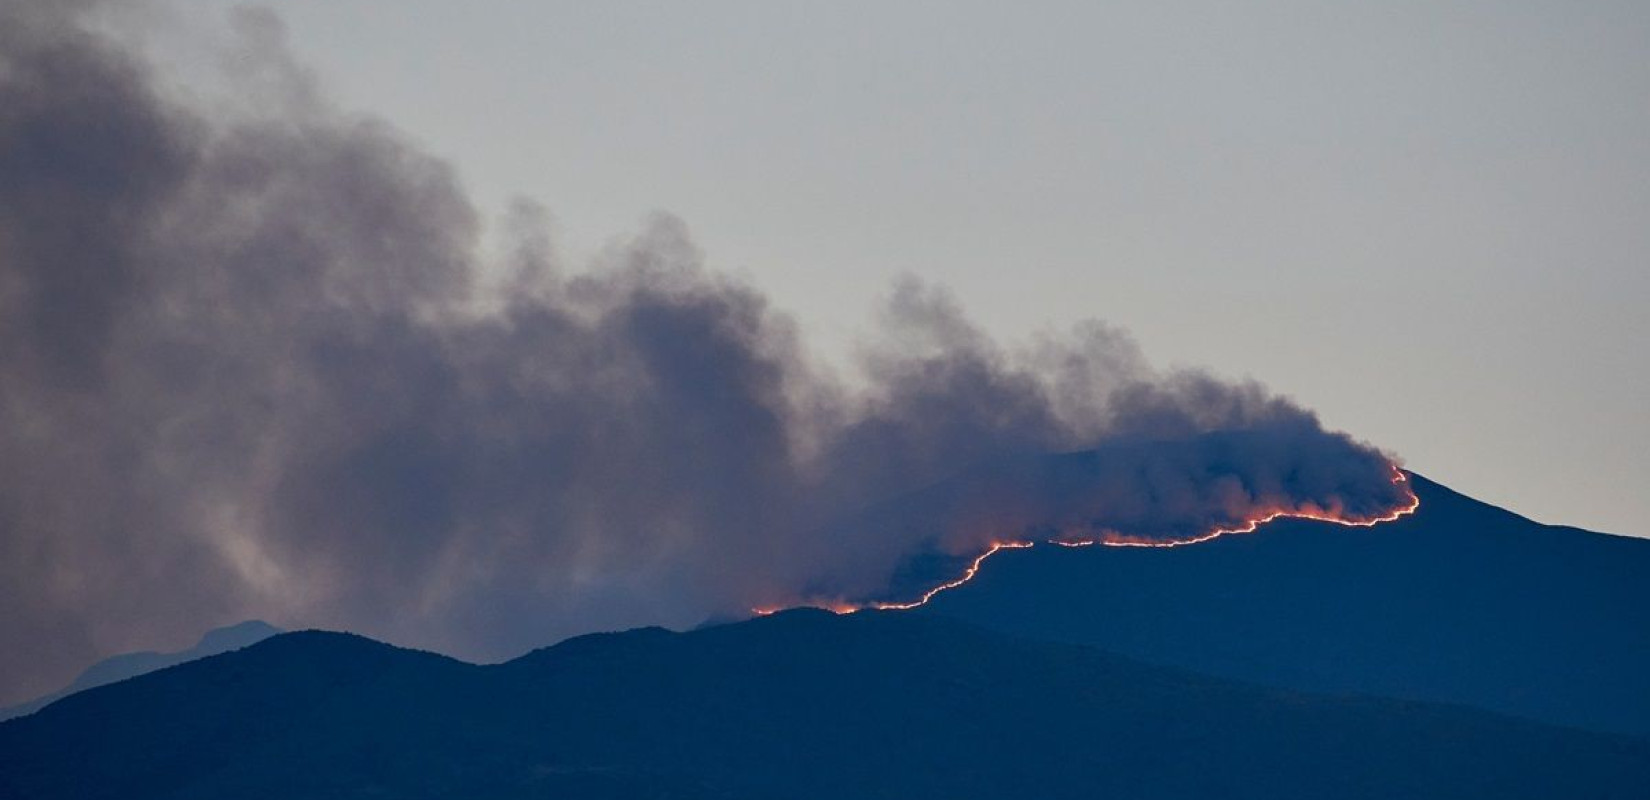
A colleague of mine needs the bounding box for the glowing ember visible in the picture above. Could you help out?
[757,466,1418,616]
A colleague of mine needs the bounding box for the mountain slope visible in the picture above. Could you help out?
[2,609,1646,800]
[917,472,1650,734]
[0,621,283,722]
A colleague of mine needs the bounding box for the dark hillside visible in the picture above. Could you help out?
[3,608,1645,799]
[919,472,1650,734]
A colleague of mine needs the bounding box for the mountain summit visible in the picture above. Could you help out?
[916,472,1650,734]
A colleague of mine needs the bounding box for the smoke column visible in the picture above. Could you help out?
[0,3,1409,703]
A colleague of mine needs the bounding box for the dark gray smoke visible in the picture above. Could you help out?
[0,3,1408,704]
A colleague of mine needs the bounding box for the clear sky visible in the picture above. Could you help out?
[156,0,1648,537]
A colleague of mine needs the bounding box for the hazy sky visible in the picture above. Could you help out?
[153,1,1648,536]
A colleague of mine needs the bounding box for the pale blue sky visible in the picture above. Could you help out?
[157,0,1648,536]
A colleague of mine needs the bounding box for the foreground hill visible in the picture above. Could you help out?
[2,609,1646,799]
[918,473,1650,734]
[0,621,282,722]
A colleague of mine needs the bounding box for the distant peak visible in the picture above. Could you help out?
[195,620,284,653]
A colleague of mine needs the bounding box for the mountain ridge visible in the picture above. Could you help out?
[0,620,283,722]
[915,471,1650,734]
[3,607,1648,799]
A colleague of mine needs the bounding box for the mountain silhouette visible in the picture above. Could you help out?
[2,609,1646,799]
[915,472,1650,734]
[0,620,282,722]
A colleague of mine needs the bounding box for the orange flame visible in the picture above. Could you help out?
[867,541,1035,611]
[756,466,1417,615]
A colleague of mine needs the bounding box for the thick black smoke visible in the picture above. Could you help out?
[0,3,1408,703]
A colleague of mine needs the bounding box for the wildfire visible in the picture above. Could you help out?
[867,541,1035,611]
[757,466,1418,616]
[1064,469,1418,550]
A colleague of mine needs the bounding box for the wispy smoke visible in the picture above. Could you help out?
[0,3,1406,703]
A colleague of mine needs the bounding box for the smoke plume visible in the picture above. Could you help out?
[0,3,1408,703]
